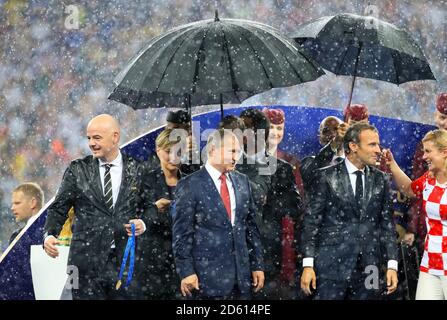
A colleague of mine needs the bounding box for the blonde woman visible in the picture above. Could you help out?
[139,128,183,299]
[385,129,447,300]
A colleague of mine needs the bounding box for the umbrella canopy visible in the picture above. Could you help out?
[290,13,436,105]
[109,11,324,112]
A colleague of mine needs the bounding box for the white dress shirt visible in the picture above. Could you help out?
[99,151,146,236]
[303,158,398,271]
[205,162,236,226]
[99,152,123,207]
[344,157,365,198]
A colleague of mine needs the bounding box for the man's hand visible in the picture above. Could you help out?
[124,219,145,236]
[330,122,348,151]
[252,271,265,293]
[181,274,199,297]
[301,267,317,296]
[403,232,415,246]
[386,269,398,295]
[44,236,60,258]
[155,198,171,213]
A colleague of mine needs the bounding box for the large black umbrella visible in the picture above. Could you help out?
[290,13,436,106]
[109,11,324,118]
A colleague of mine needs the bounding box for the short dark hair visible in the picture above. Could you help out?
[343,123,378,154]
[240,108,270,142]
[166,110,190,124]
[218,115,246,131]
[13,183,44,209]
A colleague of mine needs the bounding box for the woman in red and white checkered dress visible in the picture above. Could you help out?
[386,129,447,300]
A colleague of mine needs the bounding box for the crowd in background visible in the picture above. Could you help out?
[0,0,446,251]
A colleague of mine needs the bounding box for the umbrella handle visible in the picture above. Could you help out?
[187,93,192,129]
[347,75,357,107]
[220,93,224,121]
[347,41,363,107]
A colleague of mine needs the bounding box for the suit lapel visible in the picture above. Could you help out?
[362,166,374,213]
[228,171,241,226]
[91,157,110,213]
[114,154,129,213]
[200,168,232,227]
[339,162,359,213]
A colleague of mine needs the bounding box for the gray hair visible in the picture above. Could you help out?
[206,129,238,155]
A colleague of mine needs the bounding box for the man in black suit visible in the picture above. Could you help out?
[237,108,303,299]
[300,123,398,300]
[43,114,151,300]
[300,116,345,192]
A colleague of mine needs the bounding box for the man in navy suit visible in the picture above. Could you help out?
[172,129,264,299]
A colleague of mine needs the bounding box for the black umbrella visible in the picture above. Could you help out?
[109,11,324,119]
[290,13,436,106]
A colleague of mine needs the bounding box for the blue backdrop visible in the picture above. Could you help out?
[0,105,435,299]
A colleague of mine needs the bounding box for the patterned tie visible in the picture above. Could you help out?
[219,173,231,220]
[104,164,114,211]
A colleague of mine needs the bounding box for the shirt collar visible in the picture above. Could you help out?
[345,157,365,175]
[25,213,39,228]
[98,150,123,168]
[205,161,227,182]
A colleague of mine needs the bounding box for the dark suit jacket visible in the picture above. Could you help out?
[44,153,151,280]
[171,167,264,297]
[300,142,335,193]
[301,161,398,281]
[9,227,23,244]
[146,154,201,176]
[138,168,179,299]
[237,155,303,276]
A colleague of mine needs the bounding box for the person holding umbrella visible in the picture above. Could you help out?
[385,129,447,300]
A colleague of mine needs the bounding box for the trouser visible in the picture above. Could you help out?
[314,254,382,300]
[71,249,142,300]
[191,284,250,300]
[416,271,447,300]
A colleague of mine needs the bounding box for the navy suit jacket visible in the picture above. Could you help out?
[171,167,264,297]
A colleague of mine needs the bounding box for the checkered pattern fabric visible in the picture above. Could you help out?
[412,172,447,276]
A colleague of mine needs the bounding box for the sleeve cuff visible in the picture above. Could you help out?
[303,257,314,268]
[388,260,398,271]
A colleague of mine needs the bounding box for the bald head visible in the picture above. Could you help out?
[87,114,121,162]
[87,114,120,133]
[319,116,342,146]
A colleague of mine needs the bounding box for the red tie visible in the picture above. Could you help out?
[219,173,231,220]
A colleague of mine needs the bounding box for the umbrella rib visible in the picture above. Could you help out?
[391,50,401,84]
[154,27,200,92]
[235,25,275,88]
[191,26,212,94]
[334,44,351,75]
[220,26,239,95]
[260,29,306,83]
